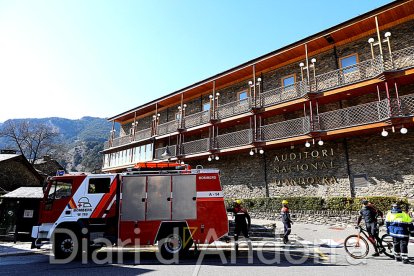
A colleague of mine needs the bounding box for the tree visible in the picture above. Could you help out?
[0,120,60,164]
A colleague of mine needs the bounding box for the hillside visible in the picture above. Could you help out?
[0,117,119,172]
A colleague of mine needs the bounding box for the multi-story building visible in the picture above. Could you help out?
[102,1,414,199]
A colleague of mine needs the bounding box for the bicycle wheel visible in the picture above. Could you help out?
[380,234,394,258]
[344,234,369,259]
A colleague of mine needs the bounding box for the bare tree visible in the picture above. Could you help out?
[0,120,59,164]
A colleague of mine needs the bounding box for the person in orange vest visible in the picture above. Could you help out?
[281,200,293,244]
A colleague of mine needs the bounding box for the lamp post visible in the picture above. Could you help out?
[152,113,160,136]
[256,78,262,107]
[299,62,305,83]
[368,31,392,62]
[311,58,317,91]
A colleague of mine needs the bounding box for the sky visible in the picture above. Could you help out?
[0,0,394,122]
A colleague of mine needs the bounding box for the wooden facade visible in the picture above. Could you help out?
[102,0,414,173]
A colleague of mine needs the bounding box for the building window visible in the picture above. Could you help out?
[203,102,210,111]
[282,74,296,92]
[340,54,358,73]
[238,90,248,101]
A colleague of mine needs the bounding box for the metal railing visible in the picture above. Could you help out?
[154,145,177,160]
[110,135,131,148]
[316,99,390,131]
[157,120,179,136]
[103,141,110,150]
[216,98,251,120]
[260,117,311,142]
[313,56,383,92]
[184,110,211,129]
[181,138,210,155]
[214,128,252,149]
[134,128,152,142]
[386,46,414,71]
[260,81,308,107]
[395,93,414,117]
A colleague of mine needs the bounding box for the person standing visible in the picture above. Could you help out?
[281,200,293,244]
[356,199,384,256]
[228,199,251,242]
[385,203,414,264]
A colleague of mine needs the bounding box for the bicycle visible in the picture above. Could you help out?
[344,225,394,259]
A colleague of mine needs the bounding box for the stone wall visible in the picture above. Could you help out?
[189,131,414,200]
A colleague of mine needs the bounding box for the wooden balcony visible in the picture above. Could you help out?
[104,46,414,152]
[152,93,414,161]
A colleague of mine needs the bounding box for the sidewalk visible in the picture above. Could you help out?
[0,242,49,257]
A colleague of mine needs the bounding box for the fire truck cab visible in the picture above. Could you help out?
[31,163,229,259]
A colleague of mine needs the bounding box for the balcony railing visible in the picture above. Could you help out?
[181,138,210,155]
[105,94,414,165]
[154,145,177,160]
[316,99,390,131]
[158,120,179,136]
[134,128,152,142]
[260,117,311,142]
[398,93,414,116]
[216,98,250,120]
[386,46,414,71]
[110,135,131,148]
[313,56,383,92]
[104,46,414,151]
[214,128,252,149]
[260,81,308,107]
[184,110,211,129]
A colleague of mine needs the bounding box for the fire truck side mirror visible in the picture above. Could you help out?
[167,197,171,201]
[141,198,146,202]
[192,197,196,201]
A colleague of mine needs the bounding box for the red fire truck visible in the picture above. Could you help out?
[31,162,228,259]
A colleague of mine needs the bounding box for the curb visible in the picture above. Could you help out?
[0,250,47,257]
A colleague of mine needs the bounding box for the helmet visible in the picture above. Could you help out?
[361,200,369,205]
[234,199,242,205]
[392,203,401,209]
[282,200,288,204]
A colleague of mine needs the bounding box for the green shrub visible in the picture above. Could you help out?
[225,196,410,213]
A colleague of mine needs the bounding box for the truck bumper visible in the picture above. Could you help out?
[31,223,53,239]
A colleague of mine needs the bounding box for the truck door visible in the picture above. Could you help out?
[121,176,146,221]
[172,175,196,220]
[146,176,171,220]
[41,179,73,223]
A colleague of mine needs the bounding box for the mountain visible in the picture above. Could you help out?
[0,117,119,172]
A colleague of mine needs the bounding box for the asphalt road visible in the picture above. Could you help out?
[0,244,413,276]
[1,223,413,276]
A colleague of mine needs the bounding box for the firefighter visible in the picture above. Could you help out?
[228,199,251,241]
[281,200,293,244]
[385,203,414,264]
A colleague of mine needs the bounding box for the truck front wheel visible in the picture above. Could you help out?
[53,231,79,260]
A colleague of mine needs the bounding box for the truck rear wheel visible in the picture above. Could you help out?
[53,231,79,260]
[158,232,193,258]
[159,233,183,257]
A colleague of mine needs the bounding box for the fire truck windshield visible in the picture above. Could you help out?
[47,180,72,200]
